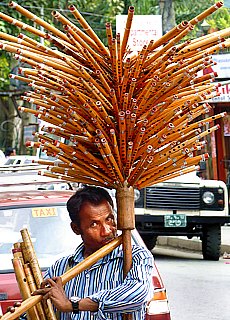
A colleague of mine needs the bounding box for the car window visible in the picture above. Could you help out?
[24,159,32,164]
[0,204,79,272]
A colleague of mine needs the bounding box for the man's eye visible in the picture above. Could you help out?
[90,222,97,227]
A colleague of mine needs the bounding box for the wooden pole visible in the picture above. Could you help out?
[116,182,135,319]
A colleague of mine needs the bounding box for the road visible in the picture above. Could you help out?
[153,246,230,320]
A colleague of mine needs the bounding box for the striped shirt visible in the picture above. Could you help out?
[44,241,154,320]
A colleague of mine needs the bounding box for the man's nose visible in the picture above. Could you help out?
[101,223,111,236]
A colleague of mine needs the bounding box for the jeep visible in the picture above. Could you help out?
[134,171,230,261]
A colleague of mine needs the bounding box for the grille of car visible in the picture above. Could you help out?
[145,186,201,210]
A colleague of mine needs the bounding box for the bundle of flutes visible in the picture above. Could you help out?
[0,1,229,189]
[11,228,57,320]
[4,229,122,320]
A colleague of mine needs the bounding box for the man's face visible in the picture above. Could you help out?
[71,200,117,257]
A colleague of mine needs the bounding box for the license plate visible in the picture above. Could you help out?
[164,214,187,227]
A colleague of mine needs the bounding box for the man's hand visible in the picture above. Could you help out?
[32,277,72,313]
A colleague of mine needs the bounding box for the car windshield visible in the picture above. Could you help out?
[0,204,79,272]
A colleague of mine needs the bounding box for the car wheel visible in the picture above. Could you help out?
[141,234,158,251]
[202,225,221,261]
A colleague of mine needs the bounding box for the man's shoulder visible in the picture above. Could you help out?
[114,243,153,260]
[132,243,153,259]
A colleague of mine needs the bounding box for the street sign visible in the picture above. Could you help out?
[116,15,162,54]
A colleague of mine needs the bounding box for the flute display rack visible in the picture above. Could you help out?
[0,1,229,191]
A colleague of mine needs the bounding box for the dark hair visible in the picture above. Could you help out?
[67,185,114,225]
[4,147,15,157]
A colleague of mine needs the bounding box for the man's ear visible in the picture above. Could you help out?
[71,222,81,235]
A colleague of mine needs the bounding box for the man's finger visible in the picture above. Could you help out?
[52,276,62,285]
[32,288,50,296]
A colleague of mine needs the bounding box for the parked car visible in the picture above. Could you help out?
[135,171,230,261]
[1,155,39,167]
[0,169,77,192]
[0,189,171,319]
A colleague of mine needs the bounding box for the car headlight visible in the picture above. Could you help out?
[202,191,215,204]
[134,189,141,201]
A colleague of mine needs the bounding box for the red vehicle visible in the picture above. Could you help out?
[0,189,171,319]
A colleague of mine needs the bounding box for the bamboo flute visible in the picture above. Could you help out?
[141,151,208,182]
[143,21,191,68]
[20,229,57,320]
[110,88,120,118]
[120,58,131,102]
[178,34,228,55]
[128,146,153,185]
[77,66,110,98]
[118,111,127,164]
[15,50,80,77]
[116,33,122,85]
[189,1,223,26]
[121,6,134,58]
[52,10,101,53]
[2,237,122,320]
[9,1,70,43]
[110,129,123,171]
[130,127,146,164]
[40,170,108,187]
[122,93,129,111]
[125,141,133,176]
[40,142,100,174]
[23,263,47,320]
[0,11,45,38]
[0,33,39,52]
[106,22,113,59]
[111,38,119,86]
[101,138,124,183]
[81,104,110,137]
[77,141,111,173]
[68,5,109,58]
[64,27,107,69]
[12,257,40,320]
[95,138,121,186]
[137,165,200,189]
[80,78,113,111]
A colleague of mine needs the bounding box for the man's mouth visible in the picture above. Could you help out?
[101,237,114,245]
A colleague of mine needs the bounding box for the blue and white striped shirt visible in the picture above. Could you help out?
[44,242,154,320]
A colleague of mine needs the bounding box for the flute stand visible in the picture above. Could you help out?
[116,181,135,320]
[116,181,135,231]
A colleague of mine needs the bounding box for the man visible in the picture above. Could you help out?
[4,146,16,158]
[33,186,154,319]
